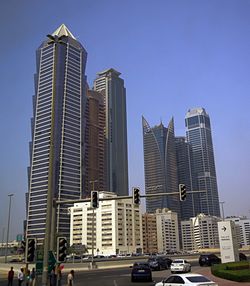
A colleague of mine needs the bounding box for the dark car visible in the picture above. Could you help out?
[239,252,247,261]
[148,256,172,271]
[199,254,221,266]
[131,262,152,282]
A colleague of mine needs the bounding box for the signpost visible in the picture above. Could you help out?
[218,220,239,263]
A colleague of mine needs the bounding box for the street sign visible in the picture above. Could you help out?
[36,261,43,275]
[36,251,57,275]
[16,234,23,242]
[48,250,57,273]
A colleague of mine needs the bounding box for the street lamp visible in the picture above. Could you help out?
[219,201,225,221]
[5,194,14,263]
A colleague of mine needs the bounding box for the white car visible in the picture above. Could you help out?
[170,259,191,273]
[155,273,218,286]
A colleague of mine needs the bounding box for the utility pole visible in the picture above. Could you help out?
[219,201,225,221]
[5,194,14,263]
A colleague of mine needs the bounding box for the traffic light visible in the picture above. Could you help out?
[26,238,36,262]
[179,184,186,201]
[21,240,25,254]
[57,237,67,262]
[132,187,140,205]
[91,191,99,208]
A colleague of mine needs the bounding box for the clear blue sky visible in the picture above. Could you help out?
[1,0,250,240]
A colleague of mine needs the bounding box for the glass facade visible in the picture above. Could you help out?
[185,108,220,217]
[26,25,87,243]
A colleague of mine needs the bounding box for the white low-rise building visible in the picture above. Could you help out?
[69,191,142,256]
[181,213,221,251]
[156,208,180,253]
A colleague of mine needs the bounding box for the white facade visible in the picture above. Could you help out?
[69,192,142,256]
[181,213,221,251]
[225,216,250,247]
[156,208,180,253]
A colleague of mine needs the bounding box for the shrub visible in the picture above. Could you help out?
[211,262,250,282]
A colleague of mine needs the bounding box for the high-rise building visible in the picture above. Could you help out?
[84,89,105,196]
[93,69,128,196]
[26,24,87,243]
[175,136,199,220]
[185,108,220,217]
[142,117,180,214]
[142,213,158,254]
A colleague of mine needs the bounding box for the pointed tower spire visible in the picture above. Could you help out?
[51,24,76,39]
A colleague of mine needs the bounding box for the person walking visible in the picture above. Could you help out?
[50,266,57,286]
[7,266,14,286]
[29,268,36,286]
[67,270,74,286]
[17,268,24,286]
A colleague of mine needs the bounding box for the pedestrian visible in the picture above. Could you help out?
[50,266,57,286]
[56,264,62,286]
[67,270,74,286]
[17,268,24,286]
[29,268,36,286]
[25,269,30,286]
[7,266,14,286]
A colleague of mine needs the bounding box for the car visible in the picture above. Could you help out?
[131,262,152,282]
[155,273,218,286]
[170,259,191,273]
[148,256,172,270]
[199,254,221,266]
[239,252,247,261]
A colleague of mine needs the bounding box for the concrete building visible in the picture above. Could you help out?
[155,208,180,253]
[142,213,158,254]
[226,216,250,248]
[181,213,221,251]
[26,24,87,242]
[93,69,129,196]
[142,117,180,215]
[185,108,220,217]
[69,192,142,256]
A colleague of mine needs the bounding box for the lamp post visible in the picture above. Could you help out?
[219,201,225,221]
[89,180,98,269]
[5,194,14,263]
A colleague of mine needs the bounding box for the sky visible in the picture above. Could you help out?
[0,0,250,240]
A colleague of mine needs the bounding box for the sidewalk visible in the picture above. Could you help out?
[197,267,250,286]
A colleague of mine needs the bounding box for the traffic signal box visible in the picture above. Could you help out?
[132,187,140,205]
[26,238,36,262]
[57,237,67,262]
[91,191,99,208]
[21,240,25,254]
[179,184,187,201]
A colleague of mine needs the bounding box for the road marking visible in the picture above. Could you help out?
[113,280,118,286]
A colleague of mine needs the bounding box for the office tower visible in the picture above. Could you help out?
[185,108,220,217]
[142,117,180,214]
[26,24,87,242]
[175,136,199,220]
[84,90,105,196]
[93,69,128,196]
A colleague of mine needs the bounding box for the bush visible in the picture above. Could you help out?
[211,262,250,282]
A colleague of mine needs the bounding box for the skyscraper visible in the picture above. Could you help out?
[185,108,220,217]
[84,89,105,196]
[175,136,199,220]
[93,69,128,196]
[142,117,180,214]
[26,24,87,242]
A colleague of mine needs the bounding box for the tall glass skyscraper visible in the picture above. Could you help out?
[26,24,87,242]
[142,117,180,215]
[185,108,220,217]
[93,69,128,196]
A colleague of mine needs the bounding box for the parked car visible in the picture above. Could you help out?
[170,259,191,273]
[199,254,221,266]
[239,252,247,261]
[154,273,218,286]
[131,262,152,282]
[148,256,172,270]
